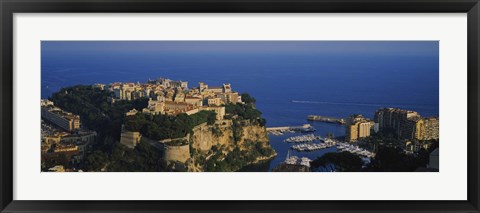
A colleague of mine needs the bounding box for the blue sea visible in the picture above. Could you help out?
[41,41,439,171]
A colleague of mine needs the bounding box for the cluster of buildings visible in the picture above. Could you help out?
[41,99,80,132]
[345,114,374,142]
[41,127,97,167]
[108,78,245,149]
[96,78,244,121]
[374,108,439,141]
[344,108,439,144]
[94,78,188,102]
[41,100,97,169]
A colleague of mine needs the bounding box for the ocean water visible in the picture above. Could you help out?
[41,41,439,171]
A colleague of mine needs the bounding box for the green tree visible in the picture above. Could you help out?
[85,150,109,171]
[207,112,217,125]
[365,146,426,172]
[311,152,364,172]
[241,93,256,105]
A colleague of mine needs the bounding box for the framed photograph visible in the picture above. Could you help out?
[1,0,479,212]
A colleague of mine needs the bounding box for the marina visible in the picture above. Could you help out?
[286,135,374,159]
[267,124,316,136]
[336,142,376,158]
[268,129,295,136]
[290,140,337,152]
[284,151,312,167]
[291,143,334,152]
[283,134,322,143]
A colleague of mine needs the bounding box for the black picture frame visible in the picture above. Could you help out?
[1,0,479,212]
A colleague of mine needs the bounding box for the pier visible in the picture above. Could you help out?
[307,115,345,124]
[266,124,316,133]
[284,134,322,143]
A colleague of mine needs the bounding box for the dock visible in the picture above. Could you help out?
[266,124,316,133]
[307,115,345,124]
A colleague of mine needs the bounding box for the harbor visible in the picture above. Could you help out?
[288,138,374,157]
[266,124,316,135]
[291,143,335,152]
[290,138,337,152]
[284,150,312,167]
[336,142,376,158]
[283,134,322,143]
[281,132,374,158]
[273,137,377,171]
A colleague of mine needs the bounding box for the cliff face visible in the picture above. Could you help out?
[141,118,274,172]
[237,122,269,146]
[189,120,269,151]
[181,119,274,171]
[190,122,234,152]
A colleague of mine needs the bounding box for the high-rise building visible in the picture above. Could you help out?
[41,101,81,132]
[402,116,422,140]
[414,118,425,140]
[374,108,439,141]
[358,122,371,138]
[374,108,420,138]
[345,115,371,143]
[423,117,439,140]
[346,123,359,142]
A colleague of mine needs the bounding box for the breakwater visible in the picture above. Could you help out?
[307,115,345,124]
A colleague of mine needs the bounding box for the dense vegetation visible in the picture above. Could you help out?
[241,93,256,105]
[49,86,271,172]
[364,146,431,172]
[224,93,266,126]
[49,86,162,171]
[199,141,275,172]
[358,132,439,172]
[41,153,71,171]
[51,85,148,146]
[85,141,167,172]
[310,152,364,172]
[313,131,438,172]
[123,111,217,140]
